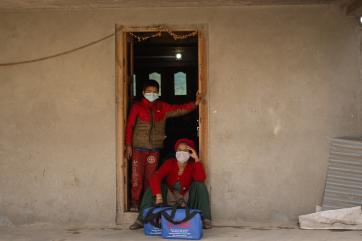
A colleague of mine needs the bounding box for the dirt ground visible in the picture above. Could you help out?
[0,225,361,241]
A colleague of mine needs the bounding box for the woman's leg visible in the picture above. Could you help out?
[143,151,160,190]
[187,182,211,220]
[130,149,146,210]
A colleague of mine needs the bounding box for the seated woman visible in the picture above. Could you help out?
[129,138,212,230]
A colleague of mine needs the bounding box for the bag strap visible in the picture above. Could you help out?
[161,198,201,225]
[144,205,172,228]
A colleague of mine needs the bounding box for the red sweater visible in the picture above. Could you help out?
[149,158,206,196]
[125,98,195,148]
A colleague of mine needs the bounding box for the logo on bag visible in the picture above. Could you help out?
[167,221,191,229]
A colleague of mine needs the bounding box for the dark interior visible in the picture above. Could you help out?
[130,31,199,163]
[126,31,199,210]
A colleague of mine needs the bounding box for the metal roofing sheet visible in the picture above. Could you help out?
[322,137,362,210]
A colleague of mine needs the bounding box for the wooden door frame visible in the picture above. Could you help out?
[115,24,208,224]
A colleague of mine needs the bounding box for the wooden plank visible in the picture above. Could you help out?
[123,32,128,213]
[122,24,202,33]
[198,26,209,174]
[129,35,135,105]
[115,24,125,224]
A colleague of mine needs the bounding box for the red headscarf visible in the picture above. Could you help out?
[174,138,196,151]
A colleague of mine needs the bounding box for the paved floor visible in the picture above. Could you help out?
[0,225,361,241]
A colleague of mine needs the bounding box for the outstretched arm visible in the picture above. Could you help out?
[164,92,204,118]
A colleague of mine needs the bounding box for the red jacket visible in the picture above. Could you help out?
[149,158,206,196]
[125,98,195,149]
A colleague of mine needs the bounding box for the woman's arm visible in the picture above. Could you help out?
[192,162,206,182]
[149,160,172,196]
[125,104,138,159]
[163,101,196,118]
[187,146,206,182]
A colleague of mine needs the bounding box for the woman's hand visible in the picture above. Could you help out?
[186,146,200,162]
[155,194,163,204]
[126,145,133,160]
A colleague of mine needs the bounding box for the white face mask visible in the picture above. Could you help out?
[144,93,159,102]
[176,151,190,163]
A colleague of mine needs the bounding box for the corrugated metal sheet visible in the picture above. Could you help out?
[322,137,362,210]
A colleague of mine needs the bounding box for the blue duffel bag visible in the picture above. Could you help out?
[143,205,172,236]
[161,200,203,240]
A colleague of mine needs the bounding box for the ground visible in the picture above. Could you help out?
[0,225,361,241]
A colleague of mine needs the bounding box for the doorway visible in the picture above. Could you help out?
[132,31,198,166]
[115,25,208,224]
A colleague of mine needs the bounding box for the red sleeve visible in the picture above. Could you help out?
[149,160,173,195]
[192,161,206,182]
[125,104,138,146]
[162,101,196,113]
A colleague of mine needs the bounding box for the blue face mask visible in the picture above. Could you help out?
[144,93,159,102]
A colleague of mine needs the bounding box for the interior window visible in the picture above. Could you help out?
[174,72,187,96]
[133,74,136,96]
[149,72,162,95]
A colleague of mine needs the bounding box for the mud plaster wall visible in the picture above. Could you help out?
[0,5,361,226]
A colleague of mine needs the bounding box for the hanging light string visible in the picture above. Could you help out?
[165,29,198,40]
[129,28,198,42]
[129,32,162,42]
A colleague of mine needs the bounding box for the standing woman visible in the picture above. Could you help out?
[129,138,212,229]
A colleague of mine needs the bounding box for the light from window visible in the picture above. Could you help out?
[174,72,187,96]
[133,74,136,96]
[149,72,161,96]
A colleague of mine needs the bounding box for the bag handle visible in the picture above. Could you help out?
[161,198,200,225]
[144,204,172,228]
